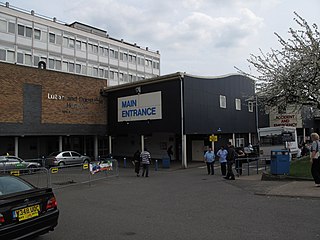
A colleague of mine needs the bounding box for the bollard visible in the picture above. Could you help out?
[155,159,158,171]
[123,157,126,168]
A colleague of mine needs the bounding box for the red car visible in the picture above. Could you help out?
[0,175,59,239]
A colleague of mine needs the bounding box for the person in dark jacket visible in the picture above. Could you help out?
[133,150,141,177]
[224,142,236,180]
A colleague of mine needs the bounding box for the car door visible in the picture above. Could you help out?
[7,157,27,170]
[70,151,82,165]
[60,152,72,165]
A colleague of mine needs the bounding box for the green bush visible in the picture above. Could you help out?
[290,156,312,178]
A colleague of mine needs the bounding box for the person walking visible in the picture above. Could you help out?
[140,148,151,177]
[310,133,320,187]
[224,142,236,180]
[133,150,141,177]
[217,146,228,176]
[204,147,215,175]
[167,145,173,161]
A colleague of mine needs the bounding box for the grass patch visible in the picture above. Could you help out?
[290,156,312,178]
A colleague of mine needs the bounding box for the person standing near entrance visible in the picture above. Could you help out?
[310,133,320,187]
[224,142,236,180]
[133,150,141,177]
[167,145,173,161]
[140,148,151,177]
[217,146,228,176]
[204,147,215,175]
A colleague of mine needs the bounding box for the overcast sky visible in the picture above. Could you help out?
[7,0,320,76]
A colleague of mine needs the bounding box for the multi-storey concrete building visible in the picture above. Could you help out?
[0,2,160,86]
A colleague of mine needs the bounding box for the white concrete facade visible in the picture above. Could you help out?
[0,2,160,85]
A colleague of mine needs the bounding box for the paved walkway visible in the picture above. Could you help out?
[162,161,320,199]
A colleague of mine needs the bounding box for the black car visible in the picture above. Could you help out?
[0,175,59,239]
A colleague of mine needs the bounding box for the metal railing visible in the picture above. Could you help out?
[235,157,270,176]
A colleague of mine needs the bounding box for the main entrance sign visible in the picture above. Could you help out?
[118,91,162,122]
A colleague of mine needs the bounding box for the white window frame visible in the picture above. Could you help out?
[219,95,226,109]
[235,98,241,111]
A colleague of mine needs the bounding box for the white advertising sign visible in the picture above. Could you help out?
[118,91,162,122]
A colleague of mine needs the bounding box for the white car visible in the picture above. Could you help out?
[0,155,41,171]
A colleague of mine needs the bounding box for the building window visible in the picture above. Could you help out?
[69,39,75,49]
[18,24,24,36]
[34,29,41,40]
[7,50,14,62]
[49,59,55,69]
[93,67,98,77]
[56,60,61,70]
[76,64,81,73]
[99,68,104,78]
[63,37,68,47]
[0,19,7,32]
[81,42,87,51]
[69,62,74,72]
[235,99,241,110]
[25,54,32,65]
[236,138,245,148]
[248,102,254,112]
[8,22,15,33]
[25,26,32,38]
[33,56,39,66]
[220,95,226,108]
[76,40,81,50]
[49,33,55,43]
[0,49,6,60]
[62,61,68,71]
[17,52,23,64]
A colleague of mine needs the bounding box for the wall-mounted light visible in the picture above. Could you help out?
[135,87,141,94]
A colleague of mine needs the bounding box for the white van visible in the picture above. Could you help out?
[258,126,299,158]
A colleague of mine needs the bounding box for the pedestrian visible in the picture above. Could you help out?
[204,147,215,175]
[310,133,320,187]
[235,146,246,176]
[224,142,236,180]
[167,145,173,161]
[133,150,141,177]
[140,148,151,177]
[217,146,228,176]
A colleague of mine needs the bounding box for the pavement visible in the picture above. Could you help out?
[161,161,320,199]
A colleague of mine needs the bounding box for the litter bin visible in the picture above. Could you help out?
[270,150,290,175]
[162,157,170,168]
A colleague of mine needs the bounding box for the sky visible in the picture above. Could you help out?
[6,0,320,77]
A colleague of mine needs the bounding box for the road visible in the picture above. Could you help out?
[37,166,320,240]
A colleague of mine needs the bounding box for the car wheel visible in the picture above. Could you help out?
[58,162,65,167]
[83,159,89,164]
[27,165,36,174]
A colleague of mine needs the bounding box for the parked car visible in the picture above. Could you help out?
[45,151,91,167]
[0,156,41,171]
[0,175,59,239]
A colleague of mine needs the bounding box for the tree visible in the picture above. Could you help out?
[237,12,320,109]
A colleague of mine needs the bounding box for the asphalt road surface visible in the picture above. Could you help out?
[37,166,320,240]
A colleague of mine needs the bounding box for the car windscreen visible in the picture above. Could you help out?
[0,176,34,196]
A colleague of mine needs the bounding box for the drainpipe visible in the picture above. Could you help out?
[180,73,187,169]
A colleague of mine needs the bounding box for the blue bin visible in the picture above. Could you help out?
[162,157,170,168]
[270,150,290,175]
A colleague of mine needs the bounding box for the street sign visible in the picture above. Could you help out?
[209,135,218,142]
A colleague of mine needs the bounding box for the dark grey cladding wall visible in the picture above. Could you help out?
[183,75,256,134]
[107,79,182,135]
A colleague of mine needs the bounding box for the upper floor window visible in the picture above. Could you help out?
[0,19,7,32]
[34,29,41,40]
[248,102,254,112]
[18,24,32,38]
[220,95,226,108]
[235,99,241,110]
[49,33,56,43]
[8,22,15,34]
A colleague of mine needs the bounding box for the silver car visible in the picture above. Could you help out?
[0,156,41,171]
[45,151,91,167]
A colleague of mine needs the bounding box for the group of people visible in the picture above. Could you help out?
[204,142,242,180]
[133,148,151,177]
